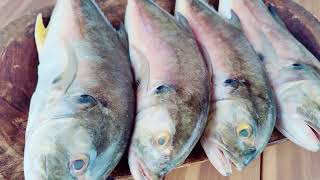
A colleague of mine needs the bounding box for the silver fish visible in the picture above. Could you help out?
[176,0,276,176]
[220,0,320,151]
[125,0,210,179]
[24,0,135,179]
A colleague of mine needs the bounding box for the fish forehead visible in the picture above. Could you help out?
[127,0,179,33]
[178,0,272,125]
[127,0,210,174]
[127,0,209,91]
[38,0,133,113]
[235,0,318,66]
[177,0,268,90]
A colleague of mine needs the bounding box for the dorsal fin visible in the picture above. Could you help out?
[218,0,242,29]
[117,23,129,50]
[176,12,193,34]
[228,10,242,30]
[129,45,150,92]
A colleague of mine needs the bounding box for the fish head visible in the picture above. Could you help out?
[129,84,208,179]
[275,63,320,152]
[202,98,262,176]
[25,94,117,180]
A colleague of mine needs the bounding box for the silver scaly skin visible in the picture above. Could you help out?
[219,0,320,152]
[24,0,135,179]
[176,0,276,176]
[125,0,210,179]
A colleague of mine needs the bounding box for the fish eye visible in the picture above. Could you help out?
[224,78,240,89]
[76,94,98,109]
[78,95,97,105]
[292,63,304,70]
[224,79,234,84]
[69,155,89,176]
[154,85,174,94]
[236,123,253,139]
[154,131,171,148]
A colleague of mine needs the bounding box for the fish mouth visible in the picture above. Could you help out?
[216,143,248,171]
[201,139,256,176]
[128,150,164,180]
[277,124,320,152]
[276,117,320,152]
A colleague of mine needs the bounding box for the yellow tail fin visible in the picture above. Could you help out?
[35,13,48,53]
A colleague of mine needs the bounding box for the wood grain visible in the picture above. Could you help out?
[165,157,261,180]
[262,141,320,180]
[294,0,320,18]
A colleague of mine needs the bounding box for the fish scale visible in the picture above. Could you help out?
[24,0,135,179]
[221,0,320,152]
[125,0,210,179]
[176,0,276,176]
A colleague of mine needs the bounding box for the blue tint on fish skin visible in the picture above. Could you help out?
[224,79,240,89]
[155,85,175,94]
[292,63,304,70]
[78,95,97,105]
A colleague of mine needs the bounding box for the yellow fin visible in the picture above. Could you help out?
[35,13,48,52]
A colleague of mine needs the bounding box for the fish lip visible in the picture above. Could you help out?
[129,150,164,180]
[277,125,320,152]
[305,122,320,141]
[213,140,250,171]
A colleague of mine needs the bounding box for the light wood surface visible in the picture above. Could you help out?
[295,0,320,18]
[165,157,261,180]
[262,141,320,180]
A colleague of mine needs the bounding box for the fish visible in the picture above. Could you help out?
[176,0,276,176]
[265,0,320,61]
[219,0,320,152]
[24,0,135,179]
[125,0,211,179]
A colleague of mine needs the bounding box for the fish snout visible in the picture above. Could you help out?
[242,147,257,157]
[129,149,164,180]
[276,103,320,152]
[241,147,257,166]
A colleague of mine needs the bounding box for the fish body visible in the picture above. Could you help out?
[125,0,210,179]
[176,0,275,176]
[24,0,135,179]
[219,0,320,152]
[265,0,320,61]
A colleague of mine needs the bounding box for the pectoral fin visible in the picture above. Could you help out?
[35,14,48,53]
[117,23,129,50]
[228,10,242,30]
[129,45,150,92]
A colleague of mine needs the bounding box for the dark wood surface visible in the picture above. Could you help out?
[0,0,284,179]
[265,0,320,60]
